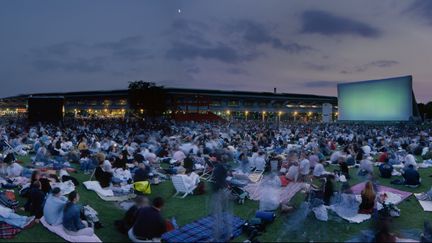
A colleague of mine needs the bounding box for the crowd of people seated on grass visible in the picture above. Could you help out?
[0,117,432,241]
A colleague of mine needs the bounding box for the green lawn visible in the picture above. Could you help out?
[5,156,432,242]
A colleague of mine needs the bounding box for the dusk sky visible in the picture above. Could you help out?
[1,0,432,102]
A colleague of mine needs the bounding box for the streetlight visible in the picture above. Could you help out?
[245,111,249,121]
[278,111,282,124]
[262,111,266,122]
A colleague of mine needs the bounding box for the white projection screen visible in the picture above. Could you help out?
[338,76,413,121]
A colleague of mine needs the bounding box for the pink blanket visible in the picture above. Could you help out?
[40,217,102,242]
[245,182,304,203]
[350,182,412,201]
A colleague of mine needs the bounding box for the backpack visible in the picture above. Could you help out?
[0,190,19,209]
[194,181,205,195]
[133,181,151,194]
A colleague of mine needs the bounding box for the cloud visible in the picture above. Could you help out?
[405,1,432,24]
[302,80,338,88]
[31,41,86,57]
[95,35,143,50]
[301,10,381,38]
[225,19,314,53]
[303,62,331,71]
[341,59,399,73]
[166,41,258,63]
[369,60,399,68]
[171,19,211,46]
[226,67,249,75]
[112,48,153,61]
[32,57,104,73]
[185,66,200,74]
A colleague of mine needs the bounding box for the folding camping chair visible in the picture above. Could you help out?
[171,175,196,198]
[199,157,215,182]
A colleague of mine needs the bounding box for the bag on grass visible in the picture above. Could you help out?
[0,191,19,209]
[133,181,151,194]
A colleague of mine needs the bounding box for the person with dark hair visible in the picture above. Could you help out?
[211,153,229,192]
[379,159,393,179]
[27,181,45,222]
[115,196,149,234]
[402,164,421,187]
[63,191,94,236]
[129,197,167,242]
[323,176,335,206]
[30,170,52,194]
[43,187,67,226]
[94,153,113,188]
[113,150,127,169]
[133,162,150,182]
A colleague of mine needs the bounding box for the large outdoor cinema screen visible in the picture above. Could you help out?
[337,75,413,121]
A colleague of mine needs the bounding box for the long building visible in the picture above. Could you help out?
[0,88,338,121]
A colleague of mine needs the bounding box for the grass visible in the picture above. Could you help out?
[5,156,432,242]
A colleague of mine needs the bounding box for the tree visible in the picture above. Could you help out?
[426,101,432,119]
[128,81,167,117]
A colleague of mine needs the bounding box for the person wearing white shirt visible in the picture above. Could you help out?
[254,152,266,171]
[299,158,310,176]
[286,164,299,182]
[179,171,200,192]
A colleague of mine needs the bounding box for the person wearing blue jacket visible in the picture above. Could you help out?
[62,191,94,236]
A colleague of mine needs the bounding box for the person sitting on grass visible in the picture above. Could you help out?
[358,181,376,214]
[63,191,94,236]
[379,158,393,179]
[179,167,200,193]
[43,187,67,226]
[94,153,113,188]
[0,204,35,229]
[115,196,149,234]
[402,164,420,187]
[129,197,167,242]
[133,161,150,182]
[26,181,45,222]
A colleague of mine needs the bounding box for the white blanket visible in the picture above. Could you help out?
[83,181,114,197]
[328,206,371,223]
[50,181,76,196]
[83,181,136,201]
[329,191,402,224]
[40,217,102,242]
[415,193,432,212]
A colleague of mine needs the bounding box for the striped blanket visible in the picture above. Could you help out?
[0,222,21,239]
[161,214,245,242]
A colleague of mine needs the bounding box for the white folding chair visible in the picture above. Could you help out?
[171,175,196,198]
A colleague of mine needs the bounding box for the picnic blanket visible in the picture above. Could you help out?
[350,182,412,202]
[414,193,432,212]
[161,214,245,242]
[40,217,102,242]
[329,209,371,224]
[83,181,135,202]
[0,222,21,239]
[50,180,75,196]
[329,183,410,224]
[244,182,305,204]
